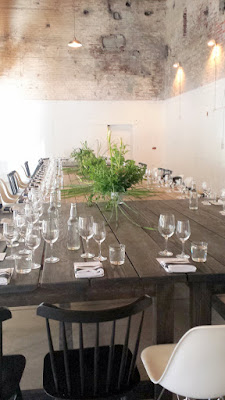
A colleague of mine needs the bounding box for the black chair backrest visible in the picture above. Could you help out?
[0,307,11,395]
[164,169,172,176]
[24,161,31,178]
[138,162,147,168]
[7,171,18,195]
[37,295,152,399]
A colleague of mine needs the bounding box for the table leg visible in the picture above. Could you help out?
[59,303,73,349]
[189,282,212,327]
[153,283,174,345]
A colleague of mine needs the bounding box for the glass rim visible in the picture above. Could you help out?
[191,241,208,247]
[109,244,125,250]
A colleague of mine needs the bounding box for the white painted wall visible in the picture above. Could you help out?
[0,100,165,182]
[164,78,225,192]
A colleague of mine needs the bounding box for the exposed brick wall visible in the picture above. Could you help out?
[0,0,166,100]
[165,0,225,98]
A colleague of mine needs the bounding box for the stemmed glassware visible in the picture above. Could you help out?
[14,212,30,255]
[25,223,41,269]
[93,221,107,261]
[176,220,191,259]
[3,222,19,260]
[42,218,59,263]
[158,213,175,256]
[78,216,94,258]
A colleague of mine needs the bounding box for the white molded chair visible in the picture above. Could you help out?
[0,179,19,209]
[14,171,28,189]
[141,325,225,399]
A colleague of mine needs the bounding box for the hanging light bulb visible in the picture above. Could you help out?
[68,1,82,48]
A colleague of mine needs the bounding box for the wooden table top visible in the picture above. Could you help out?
[1,174,225,306]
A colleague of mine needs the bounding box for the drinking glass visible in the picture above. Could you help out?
[93,221,107,261]
[14,212,31,255]
[3,222,19,260]
[158,214,175,256]
[15,252,32,274]
[191,242,208,262]
[42,218,59,263]
[176,220,191,259]
[78,216,94,258]
[25,224,41,269]
[109,244,125,266]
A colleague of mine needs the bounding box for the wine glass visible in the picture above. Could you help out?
[42,218,59,263]
[158,214,175,256]
[25,224,41,269]
[14,212,31,255]
[3,222,19,260]
[78,216,94,258]
[176,220,191,259]
[93,221,107,261]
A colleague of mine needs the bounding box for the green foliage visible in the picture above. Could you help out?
[71,133,145,198]
[71,142,104,178]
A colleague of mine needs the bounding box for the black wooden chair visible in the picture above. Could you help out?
[24,161,31,178]
[7,171,19,195]
[37,295,152,400]
[0,307,26,399]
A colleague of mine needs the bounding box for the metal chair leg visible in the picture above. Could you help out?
[13,386,23,400]
[156,387,165,400]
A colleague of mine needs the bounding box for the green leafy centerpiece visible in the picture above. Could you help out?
[62,130,154,225]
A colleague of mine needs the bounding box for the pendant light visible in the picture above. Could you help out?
[68,0,82,48]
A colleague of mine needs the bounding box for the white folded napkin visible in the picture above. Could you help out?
[0,268,13,285]
[75,268,104,279]
[74,261,102,270]
[74,261,104,279]
[0,253,6,262]
[163,264,196,273]
[157,257,190,264]
[202,201,211,206]
[210,200,222,206]
[157,258,196,273]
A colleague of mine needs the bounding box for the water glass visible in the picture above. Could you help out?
[15,252,32,274]
[3,222,19,260]
[109,244,125,266]
[25,224,41,269]
[191,242,208,262]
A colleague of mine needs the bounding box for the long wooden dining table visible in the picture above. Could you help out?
[0,193,225,347]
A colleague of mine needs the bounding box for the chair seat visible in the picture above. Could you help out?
[1,354,26,399]
[141,344,176,383]
[43,345,140,399]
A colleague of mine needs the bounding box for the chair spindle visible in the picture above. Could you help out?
[106,320,116,393]
[79,322,84,396]
[127,311,145,385]
[61,322,71,396]
[46,319,59,393]
[94,322,99,396]
[118,316,131,389]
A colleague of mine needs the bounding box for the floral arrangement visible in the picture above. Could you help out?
[62,130,154,227]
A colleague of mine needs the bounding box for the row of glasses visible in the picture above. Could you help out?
[158,213,191,259]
